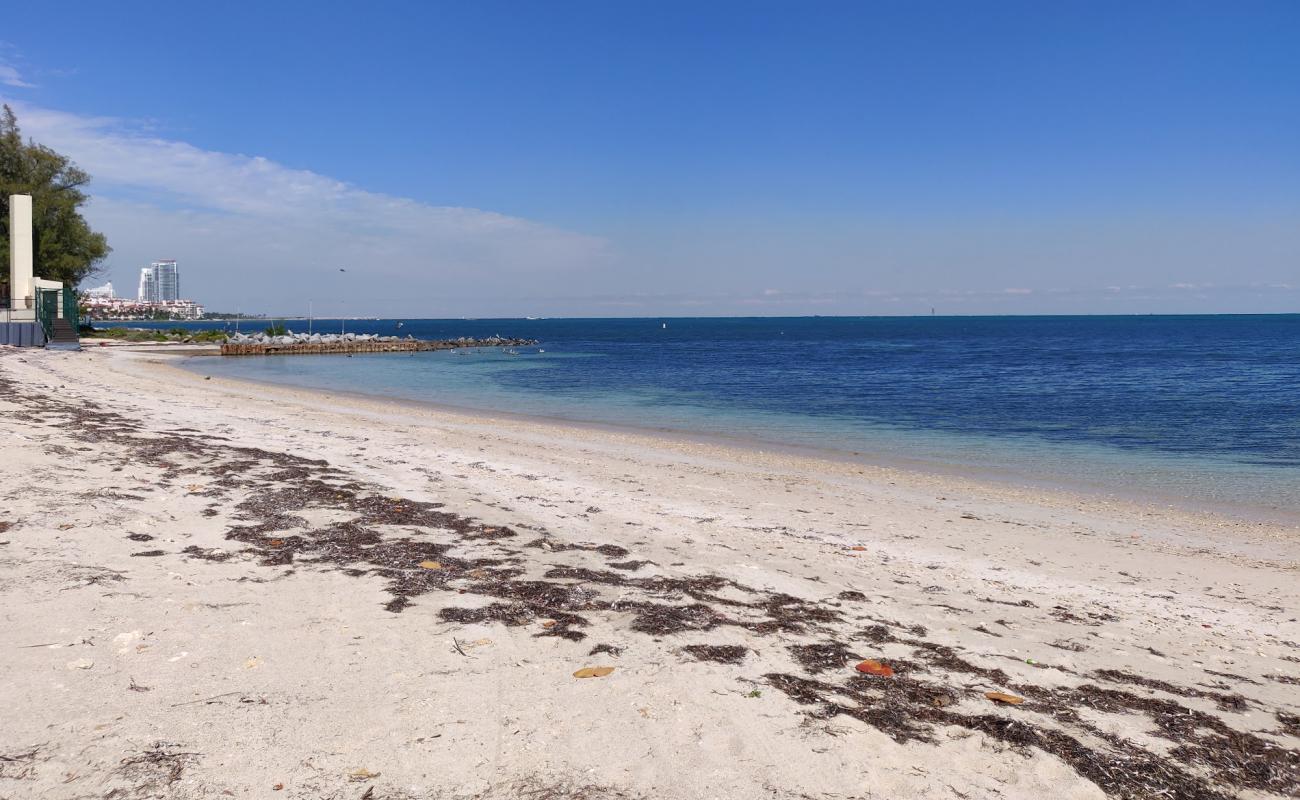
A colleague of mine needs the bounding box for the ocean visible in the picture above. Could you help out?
[157,315,1299,522]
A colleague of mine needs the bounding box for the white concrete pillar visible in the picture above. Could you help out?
[9,194,33,310]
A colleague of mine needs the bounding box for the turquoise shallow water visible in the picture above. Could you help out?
[162,315,1300,522]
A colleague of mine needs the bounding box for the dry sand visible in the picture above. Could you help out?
[1,345,1296,799]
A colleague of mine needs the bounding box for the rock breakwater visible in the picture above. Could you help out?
[220,332,537,356]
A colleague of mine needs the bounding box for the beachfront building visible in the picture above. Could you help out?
[96,260,204,320]
[106,259,206,318]
[0,194,80,348]
[155,260,179,302]
[138,260,180,303]
[86,281,115,299]
[82,295,206,320]
[137,266,156,303]
[155,298,204,319]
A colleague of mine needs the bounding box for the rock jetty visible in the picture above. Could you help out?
[220,331,538,356]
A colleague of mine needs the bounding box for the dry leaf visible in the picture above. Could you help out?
[418,560,442,570]
[541,620,557,629]
[985,691,1025,705]
[186,484,204,492]
[268,539,284,547]
[573,666,615,679]
[58,523,76,530]
[848,545,867,551]
[347,768,379,781]
[468,568,487,579]
[273,783,284,791]
[855,659,894,677]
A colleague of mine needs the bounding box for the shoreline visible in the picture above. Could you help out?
[169,347,1300,532]
[2,346,1297,798]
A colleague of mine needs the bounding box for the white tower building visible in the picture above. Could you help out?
[153,260,179,302]
[138,265,157,303]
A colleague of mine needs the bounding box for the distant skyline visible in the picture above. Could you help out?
[2,1,1298,316]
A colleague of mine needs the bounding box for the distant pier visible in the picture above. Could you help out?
[220,334,537,356]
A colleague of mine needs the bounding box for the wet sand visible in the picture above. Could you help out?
[1,345,1296,799]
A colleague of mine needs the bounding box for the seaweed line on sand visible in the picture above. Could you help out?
[1,353,1296,800]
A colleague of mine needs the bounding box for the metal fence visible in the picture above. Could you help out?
[31,288,80,339]
[66,290,80,330]
[1,295,32,322]
[37,289,58,339]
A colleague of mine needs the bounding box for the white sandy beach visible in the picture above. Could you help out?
[1,345,1297,799]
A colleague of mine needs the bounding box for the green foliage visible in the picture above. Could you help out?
[201,311,259,319]
[265,322,288,336]
[99,327,169,342]
[95,326,228,343]
[0,105,110,294]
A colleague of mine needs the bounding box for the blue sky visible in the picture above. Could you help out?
[2,1,1298,315]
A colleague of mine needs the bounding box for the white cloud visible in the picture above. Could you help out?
[3,98,1298,316]
[4,100,608,314]
[0,64,35,88]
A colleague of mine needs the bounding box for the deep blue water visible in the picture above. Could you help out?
[151,315,1300,519]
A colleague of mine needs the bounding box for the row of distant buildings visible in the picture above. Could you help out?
[81,260,207,320]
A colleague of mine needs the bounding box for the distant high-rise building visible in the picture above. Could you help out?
[137,260,180,303]
[137,266,157,303]
[153,260,179,302]
[86,281,115,298]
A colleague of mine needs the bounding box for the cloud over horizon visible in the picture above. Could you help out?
[6,100,610,315]
[3,98,1298,317]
